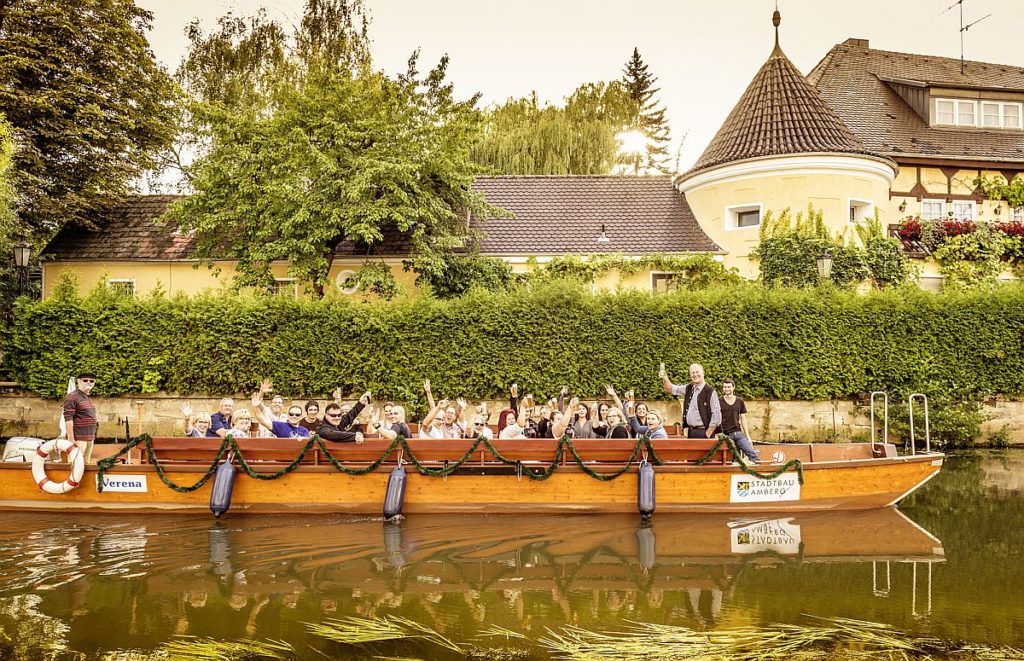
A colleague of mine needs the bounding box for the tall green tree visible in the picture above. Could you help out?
[471,82,634,175]
[0,0,176,237]
[621,48,672,174]
[170,2,495,296]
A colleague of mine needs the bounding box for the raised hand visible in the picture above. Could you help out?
[332,387,343,402]
[423,379,431,393]
[180,402,193,418]
[456,397,468,410]
[605,384,616,396]
[359,391,372,405]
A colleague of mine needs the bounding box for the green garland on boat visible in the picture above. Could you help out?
[95,433,803,494]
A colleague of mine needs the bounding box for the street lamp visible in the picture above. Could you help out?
[13,239,31,295]
[816,247,833,280]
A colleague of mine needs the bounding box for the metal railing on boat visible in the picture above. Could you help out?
[869,391,888,455]
[908,393,931,455]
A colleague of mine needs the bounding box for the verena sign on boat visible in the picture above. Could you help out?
[729,473,801,503]
[96,475,149,493]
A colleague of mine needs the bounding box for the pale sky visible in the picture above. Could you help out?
[138,0,1024,173]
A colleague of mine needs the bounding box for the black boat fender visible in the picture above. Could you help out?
[383,452,407,520]
[209,459,237,518]
[637,459,655,518]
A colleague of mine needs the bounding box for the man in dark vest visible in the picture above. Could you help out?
[660,362,722,439]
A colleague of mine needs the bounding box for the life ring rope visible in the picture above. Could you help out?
[31,439,86,494]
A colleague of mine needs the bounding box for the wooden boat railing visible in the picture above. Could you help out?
[120,437,892,469]
[131,437,737,467]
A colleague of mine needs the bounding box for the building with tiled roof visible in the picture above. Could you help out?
[807,38,1024,287]
[40,176,721,298]
[675,10,899,275]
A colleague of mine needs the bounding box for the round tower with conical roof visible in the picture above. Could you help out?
[676,9,898,277]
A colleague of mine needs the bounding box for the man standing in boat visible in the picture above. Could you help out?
[660,363,721,439]
[719,378,760,464]
[62,371,98,463]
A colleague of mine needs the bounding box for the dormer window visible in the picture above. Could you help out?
[980,101,1021,129]
[935,98,1022,129]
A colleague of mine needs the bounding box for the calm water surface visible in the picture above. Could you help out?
[0,449,1021,658]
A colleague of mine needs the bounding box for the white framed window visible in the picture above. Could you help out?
[935,99,956,125]
[982,102,1001,127]
[921,199,945,221]
[650,272,681,292]
[952,200,976,220]
[937,98,1022,129]
[269,278,298,297]
[725,203,762,230]
[1005,103,1022,129]
[957,100,976,126]
[848,198,874,223]
[1011,206,1024,221]
[335,269,358,295]
[980,101,1022,129]
[107,279,136,297]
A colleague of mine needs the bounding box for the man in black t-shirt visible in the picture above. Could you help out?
[719,379,760,464]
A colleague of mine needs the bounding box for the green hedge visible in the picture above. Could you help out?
[6,282,1024,407]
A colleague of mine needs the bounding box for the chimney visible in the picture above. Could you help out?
[844,38,869,49]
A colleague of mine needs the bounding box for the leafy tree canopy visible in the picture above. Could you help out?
[471,82,635,175]
[170,0,496,295]
[0,0,176,238]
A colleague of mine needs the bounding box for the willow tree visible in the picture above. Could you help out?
[169,0,495,296]
[471,82,634,175]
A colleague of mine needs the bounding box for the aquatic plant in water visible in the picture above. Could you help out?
[148,615,1024,661]
[161,636,293,660]
[537,616,1024,660]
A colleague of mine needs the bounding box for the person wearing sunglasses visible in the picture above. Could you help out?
[317,392,371,443]
[251,388,310,438]
[63,371,98,463]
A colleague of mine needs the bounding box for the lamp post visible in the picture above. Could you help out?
[13,239,31,295]
[816,247,833,281]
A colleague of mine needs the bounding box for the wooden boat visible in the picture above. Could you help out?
[0,435,944,514]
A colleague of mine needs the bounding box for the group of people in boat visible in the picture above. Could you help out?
[175,363,761,464]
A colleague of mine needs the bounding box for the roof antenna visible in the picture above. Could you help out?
[944,0,992,74]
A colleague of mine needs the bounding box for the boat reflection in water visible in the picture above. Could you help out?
[0,509,943,653]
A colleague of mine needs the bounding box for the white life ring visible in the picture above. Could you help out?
[31,439,85,494]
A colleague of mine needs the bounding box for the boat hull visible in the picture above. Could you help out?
[0,452,943,514]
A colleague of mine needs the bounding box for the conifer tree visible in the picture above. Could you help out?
[621,48,672,174]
